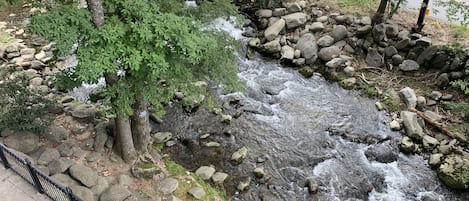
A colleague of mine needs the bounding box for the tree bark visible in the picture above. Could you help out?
[115,115,138,163]
[86,0,105,27]
[131,93,150,154]
[372,0,388,25]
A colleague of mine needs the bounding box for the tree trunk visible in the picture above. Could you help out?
[115,115,138,163]
[131,93,150,154]
[86,0,105,27]
[372,0,388,25]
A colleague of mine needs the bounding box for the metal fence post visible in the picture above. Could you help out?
[25,159,44,194]
[66,187,79,201]
[0,145,10,169]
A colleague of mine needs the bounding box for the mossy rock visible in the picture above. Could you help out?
[131,161,161,179]
[298,66,315,78]
[182,94,205,112]
[437,155,469,189]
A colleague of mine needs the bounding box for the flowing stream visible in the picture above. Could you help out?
[209,19,469,201]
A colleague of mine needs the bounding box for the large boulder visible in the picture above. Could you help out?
[318,46,341,61]
[438,154,469,189]
[401,111,425,140]
[399,60,420,72]
[399,87,417,109]
[282,12,307,29]
[69,164,98,187]
[264,19,285,41]
[296,33,318,64]
[100,185,131,201]
[4,131,39,153]
[42,125,69,143]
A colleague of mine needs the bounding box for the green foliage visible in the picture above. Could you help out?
[450,80,469,95]
[436,0,469,26]
[255,0,281,8]
[339,0,374,8]
[0,0,21,8]
[29,0,240,116]
[455,169,469,188]
[442,101,469,113]
[0,71,54,132]
[50,69,81,91]
[164,160,187,176]
[0,31,13,43]
[357,81,379,97]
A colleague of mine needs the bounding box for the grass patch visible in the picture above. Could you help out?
[164,160,188,176]
[191,173,226,200]
[357,81,379,97]
[339,0,374,7]
[0,31,13,43]
[153,143,164,153]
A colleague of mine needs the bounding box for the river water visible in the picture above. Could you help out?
[403,0,467,24]
[209,19,469,201]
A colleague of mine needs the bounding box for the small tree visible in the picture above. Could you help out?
[29,0,239,163]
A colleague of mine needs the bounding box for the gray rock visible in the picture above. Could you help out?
[360,16,372,25]
[264,19,285,41]
[262,39,281,53]
[70,185,95,201]
[196,166,216,180]
[436,73,450,87]
[272,8,287,17]
[231,147,248,163]
[69,164,98,187]
[429,153,444,166]
[91,177,109,196]
[417,45,439,65]
[317,35,335,47]
[365,143,398,163]
[326,58,347,69]
[365,48,384,67]
[395,38,410,50]
[391,54,404,65]
[439,139,457,154]
[306,178,320,194]
[71,105,96,122]
[29,77,43,86]
[385,24,399,38]
[52,173,80,187]
[57,139,77,157]
[423,135,439,150]
[100,185,132,201]
[430,91,443,101]
[212,172,228,184]
[153,132,172,144]
[331,25,348,41]
[390,120,401,131]
[282,12,307,29]
[398,30,410,39]
[42,125,69,143]
[296,33,318,64]
[38,148,61,166]
[248,38,261,48]
[401,111,425,140]
[384,46,398,58]
[255,9,272,18]
[450,71,464,80]
[4,131,39,153]
[188,187,205,200]
[131,160,160,179]
[280,45,295,61]
[318,46,341,61]
[399,87,417,109]
[441,94,453,101]
[157,178,178,195]
[309,22,324,32]
[356,25,373,38]
[399,60,420,72]
[343,66,355,76]
[253,167,265,178]
[372,23,386,43]
[80,138,94,151]
[118,174,133,187]
[286,2,302,12]
[400,136,415,153]
[417,96,427,108]
[86,152,102,162]
[20,48,35,55]
[237,177,251,191]
[416,37,432,47]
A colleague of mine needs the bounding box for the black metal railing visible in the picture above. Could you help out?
[0,143,82,201]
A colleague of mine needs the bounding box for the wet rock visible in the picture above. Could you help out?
[248,38,261,48]
[318,46,341,61]
[264,19,285,41]
[423,135,439,150]
[309,22,324,32]
[317,35,335,47]
[400,136,415,153]
[438,154,469,189]
[401,111,425,140]
[231,147,248,163]
[38,148,60,165]
[237,177,251,191]
[254,167,265,178]
[436,73,450,87]
[262,39,281,53]
[100,185,131,201]
[70,185,94,201]
[390,120,401,131]
[196,166,216,180]
[188,187,205,199]
[399,60,420,72]
[157,177,178,195]
[212,172,228,184]
[429,153,444,166]
[282,12,307,29]
[399,87,417,109]
[340,77,357,89]
[365,143,398,163]
[365,48,384,67]
[280,45,294,61]
[153,132,172,143]
[305,178,319,194]
[331,25,348,41]
[296,33,318,64]
[69,164,98,187]
[4,131,39,153]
